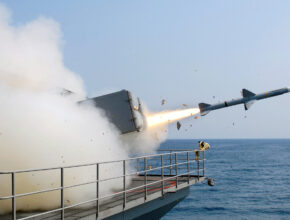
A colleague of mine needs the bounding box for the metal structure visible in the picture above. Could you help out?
[80,90,145,134]
[199,87,290,116]
[0,149,206,220]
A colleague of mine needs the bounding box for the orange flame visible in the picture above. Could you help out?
[146,108,200,127]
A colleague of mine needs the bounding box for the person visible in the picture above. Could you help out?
[195,141,210,160]
[194,149,200,160]
[198,141,210,151]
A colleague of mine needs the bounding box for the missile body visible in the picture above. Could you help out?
[199,87,290,116]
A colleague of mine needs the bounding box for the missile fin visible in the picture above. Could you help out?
[242,89,255,98]
[244,101,255,110]
[198,103,211,116]
[200,111,210,116]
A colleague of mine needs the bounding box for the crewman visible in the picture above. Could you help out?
[195,141,210,160]
[199,141,210,151]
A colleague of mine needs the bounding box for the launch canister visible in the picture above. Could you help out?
[199,87,290,116]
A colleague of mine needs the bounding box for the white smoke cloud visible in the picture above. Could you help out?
[0,4,167,214]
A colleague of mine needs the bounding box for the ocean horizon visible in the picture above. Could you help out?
[160,139,290,220]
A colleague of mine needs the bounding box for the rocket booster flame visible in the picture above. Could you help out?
[146,108,200,127]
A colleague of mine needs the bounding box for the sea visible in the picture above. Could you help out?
[159,139,290,220]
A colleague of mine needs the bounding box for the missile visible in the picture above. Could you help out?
[199,87,290,116]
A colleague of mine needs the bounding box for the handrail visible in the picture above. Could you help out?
[0,149,206,220]
[0,161,204,201]
[0,150,205,174]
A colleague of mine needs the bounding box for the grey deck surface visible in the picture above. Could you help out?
[1,175,204,220]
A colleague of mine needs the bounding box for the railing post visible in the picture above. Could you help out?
[203,151,205,177]
[137,158,140,173]
[60,168,64,220]
[187,152,190,184]
[144,157,147,200]
[11,172,16,220]
[161,155,164,196]
[96,163,99,218]
[169,151,172,175]
[175,153,178,188]
[123,160,126,209]
[197,155,200,180]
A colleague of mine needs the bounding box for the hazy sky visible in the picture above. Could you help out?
[1,0,290,138]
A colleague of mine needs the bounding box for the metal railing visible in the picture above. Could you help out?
[0,149,206,220]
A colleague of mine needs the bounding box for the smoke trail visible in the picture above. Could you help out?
[0,5,166,214]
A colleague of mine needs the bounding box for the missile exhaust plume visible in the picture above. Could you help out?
[146,108,200,127]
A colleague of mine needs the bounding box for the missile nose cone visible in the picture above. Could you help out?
[287,87,290,92]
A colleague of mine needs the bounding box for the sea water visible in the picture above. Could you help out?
[160,139,290,220]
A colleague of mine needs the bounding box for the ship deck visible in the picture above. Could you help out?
[2,175,204,220]
[0,149,206,220]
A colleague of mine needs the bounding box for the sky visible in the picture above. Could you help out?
[1,0,289,139]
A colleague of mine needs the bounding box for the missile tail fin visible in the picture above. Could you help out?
[200,111,210,116]
[242,89,256,98]
[198,103,211,116]
[244,100,255,110]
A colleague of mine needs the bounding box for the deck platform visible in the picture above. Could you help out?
[2,175,204,220]
[0,149,207,220]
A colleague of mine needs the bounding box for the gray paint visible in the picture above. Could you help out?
[199,87,290,116]
[106,187,189,220]
[81,90,140,134]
